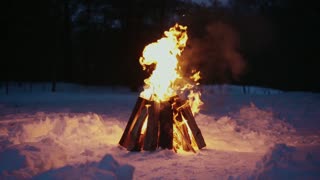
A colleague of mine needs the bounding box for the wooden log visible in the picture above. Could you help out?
[143,101,160,151]
[181,105,206,149]
[126,106,148,151]
[119,97,146,148]
[120,95,205,152]
[181,123,192,151]
[158,101,173,150]
[172,96,187,111]
[173,111,195,152]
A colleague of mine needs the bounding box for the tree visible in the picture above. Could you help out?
[62,0,73,82]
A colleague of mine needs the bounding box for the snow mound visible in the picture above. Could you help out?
[202,84,283,95]
[0,151,134,180]
[0,113,126,178]
[33,154,134,180]
[249,144,320,179]
[0,148,26,173]
[9,113,123,147]
[235,103,295,143]
[197,103,295,153]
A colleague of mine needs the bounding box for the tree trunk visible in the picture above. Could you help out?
[160,0,167,28]
[51,65,57,92]
[124,0,141,91]
[243,86,246,94]
[5,81,8,95]
[84,0,92,85]
[63,0,73,81]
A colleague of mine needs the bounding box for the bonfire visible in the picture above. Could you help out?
[119,24,206,153]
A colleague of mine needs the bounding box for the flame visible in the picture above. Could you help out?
[173,113,199,152]
[141,118,148,136]
[190,71,201,84]
[139,23,202,114]
[141,105,150,135]
[188,90,203,115]
[138,24,204,152]
[139,24,186,100]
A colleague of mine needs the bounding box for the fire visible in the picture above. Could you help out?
[119,23,206,153]
[139,24,202,115]
[190,71,201,84]
[188,90,203,115]
[139,23,203,152]
[173,113,199,153]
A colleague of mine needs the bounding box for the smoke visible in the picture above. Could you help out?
[181,22,246,84]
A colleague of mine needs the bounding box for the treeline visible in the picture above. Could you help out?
[2,0,320,92]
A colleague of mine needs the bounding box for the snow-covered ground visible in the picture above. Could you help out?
[0,82,319,179]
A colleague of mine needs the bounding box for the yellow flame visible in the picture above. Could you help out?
[139,24,187,102]
[190,71,201,83]
[139,23,203,114]
[140,104,150,135]
[188,90,203,115]
[172,113,199,152]
[141,117,148,135]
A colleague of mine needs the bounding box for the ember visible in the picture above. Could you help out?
[119,24,206,152]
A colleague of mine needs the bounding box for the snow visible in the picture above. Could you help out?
[0,82,320,179]
[251,144,320,179]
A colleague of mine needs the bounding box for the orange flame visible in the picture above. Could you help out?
[190,71,201,84]
[139,23,203,114]
[188,90,203,115]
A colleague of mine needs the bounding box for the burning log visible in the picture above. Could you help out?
[126,104,148,151]
[173,112,195,152]
[158,101,173,150]
[143,101,160,151]
[119,96,206,152]
[119,97,146,150]
[119,24,206,153]
[174,98,206,149]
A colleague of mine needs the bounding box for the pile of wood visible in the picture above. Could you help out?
[119,96,206,152]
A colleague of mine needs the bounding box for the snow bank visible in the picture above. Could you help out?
[201,84,283,95]
[0,113,129,178]
[197,103,295,153]
[0,150,134,180]
[0,148,26,173]
[0,104,296,179]
[33,154,134,180]
[248,144,320,179]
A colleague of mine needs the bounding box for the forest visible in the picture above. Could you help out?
[2,0,320,92]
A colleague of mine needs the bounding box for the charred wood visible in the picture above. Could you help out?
[143,101,160,151]
[158,101,173,150]
[127,105,148,151]
[119,97,146,148]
